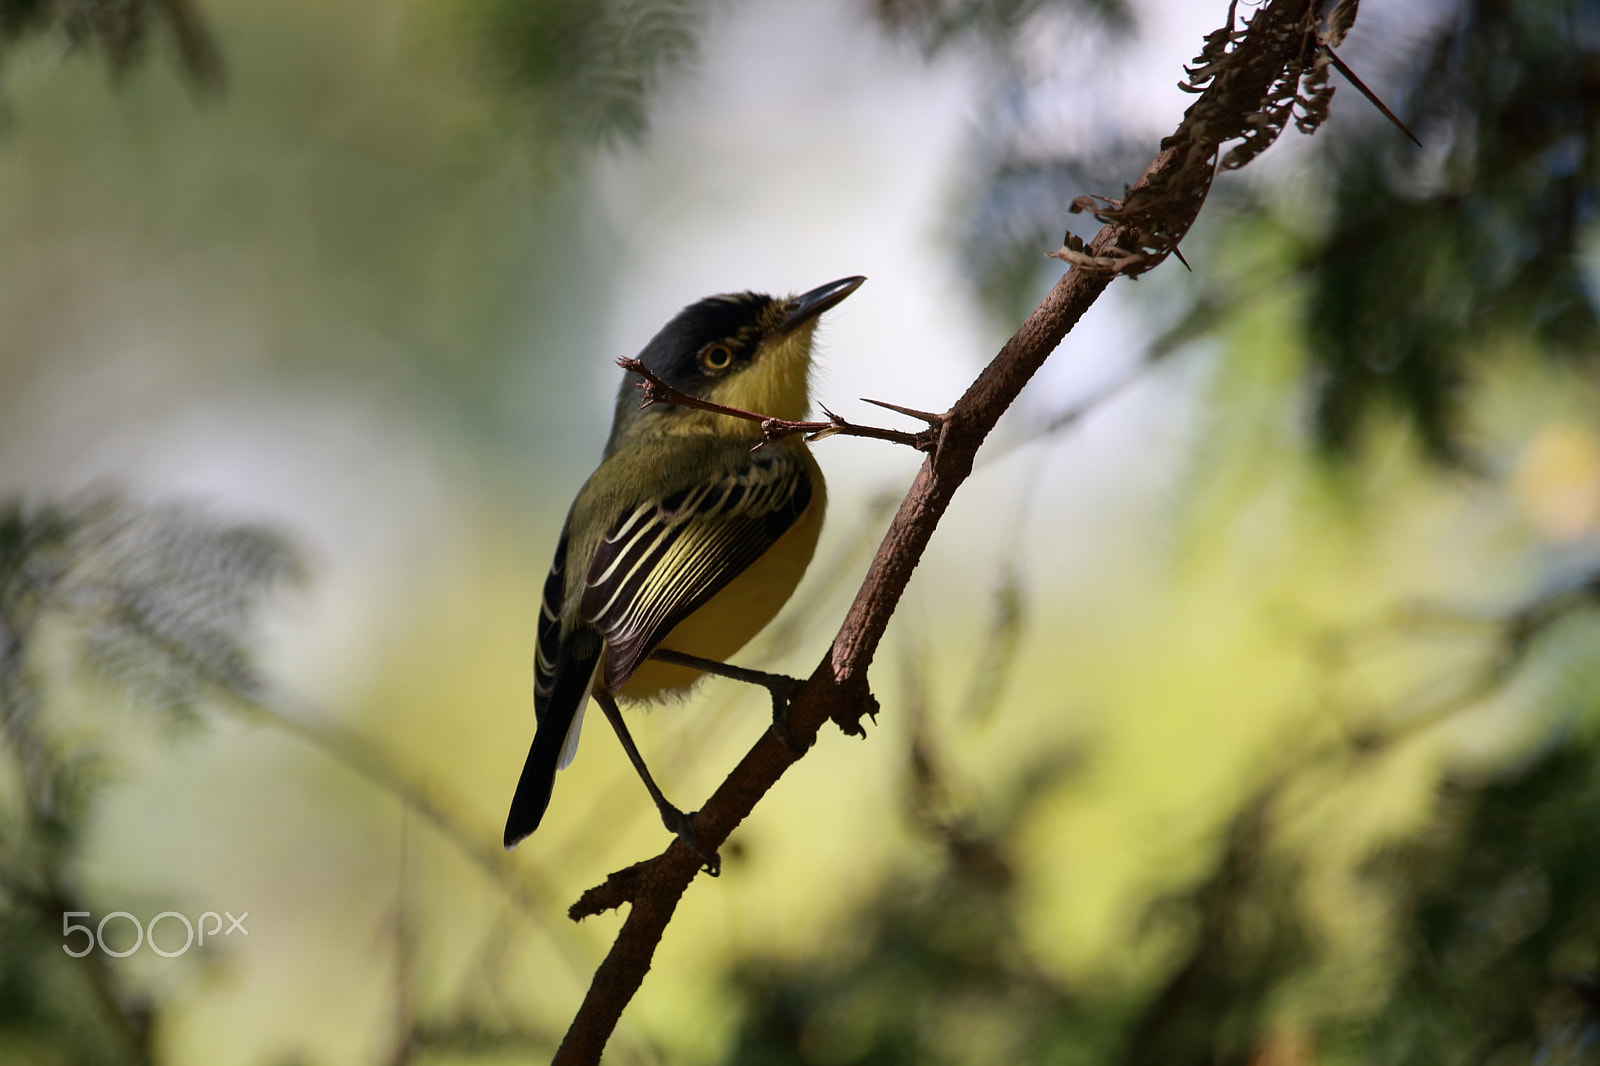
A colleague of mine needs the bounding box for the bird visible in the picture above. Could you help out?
[504,275,865,851]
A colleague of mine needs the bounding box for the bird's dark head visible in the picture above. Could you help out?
[622,276,865,425]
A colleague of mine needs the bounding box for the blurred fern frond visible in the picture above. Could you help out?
[474,0,708,148]
[0,493,303,729]
[0,493,300,1064]
[0,0,224,103]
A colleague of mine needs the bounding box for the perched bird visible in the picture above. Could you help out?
[504,276,865,849]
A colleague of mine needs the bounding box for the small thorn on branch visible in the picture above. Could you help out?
[1326,47,1421,148]
[854,397,948,456]
[860,397,945,427]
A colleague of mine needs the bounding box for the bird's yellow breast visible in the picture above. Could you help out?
[615,449,826,702]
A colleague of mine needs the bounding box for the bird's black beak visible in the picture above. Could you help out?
[780,275,866,334]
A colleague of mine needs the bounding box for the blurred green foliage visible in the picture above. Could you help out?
[1355,736,1600,1065]
[0,0,222,107]
[467,0,1134,154]
[0,497,300,1064]
[1300,0,1600,464]
[720,739,1118,1066]
[472,0,709,148]
[871,0,1131,55]
[720,593,1600,1065]
[963,0,1600,465]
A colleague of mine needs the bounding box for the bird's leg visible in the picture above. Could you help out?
[647,648,808,754]
[593,690,721,876]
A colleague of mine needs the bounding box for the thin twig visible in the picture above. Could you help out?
[618,358,942,452]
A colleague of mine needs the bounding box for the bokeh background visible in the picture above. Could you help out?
[3,0,1600,1063]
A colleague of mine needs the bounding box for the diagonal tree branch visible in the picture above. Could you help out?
[552,1,1355,1061]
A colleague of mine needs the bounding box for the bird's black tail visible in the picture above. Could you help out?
[504,637,600,849]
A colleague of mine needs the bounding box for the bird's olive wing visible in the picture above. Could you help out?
[580,449,813,691]
[532,530,570,725]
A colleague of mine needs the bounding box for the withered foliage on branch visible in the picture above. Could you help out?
[1053,0,1356,276]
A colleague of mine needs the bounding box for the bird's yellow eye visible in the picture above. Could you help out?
[699,343,734,372]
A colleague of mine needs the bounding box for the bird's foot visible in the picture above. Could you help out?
[662,805,721,877]
[764,677,809,755]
